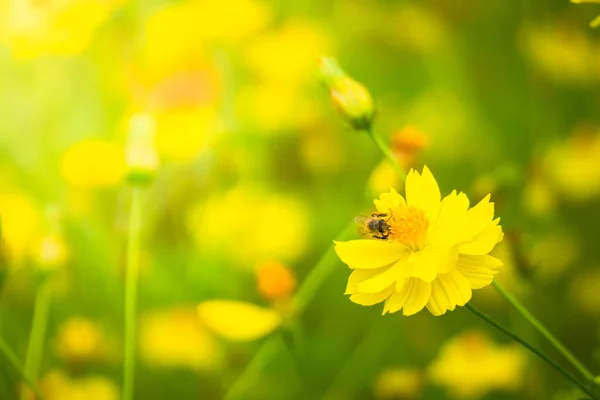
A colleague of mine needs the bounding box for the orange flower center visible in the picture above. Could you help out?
[389,206,429,250]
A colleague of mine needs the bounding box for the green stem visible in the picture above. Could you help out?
[365,127,407,183]
[465,303,596,399]
[223,339,282,400]
[123,187,143,400]
[20,279,51,400]
[0,336,45,400]
[492,280,595,383]
[223,223,356,400]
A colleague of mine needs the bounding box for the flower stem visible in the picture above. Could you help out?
[123,187,143,400]
[492,280,595,383]
[223,222,356,400]
[20,279,51,400]
[364,127,407,183]
[465,303,596,398]
[0,336,45,400]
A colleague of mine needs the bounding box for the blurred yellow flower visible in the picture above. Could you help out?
[390,126,429,169]
[197,300,281,341]
[33,233,68,273]
[368,160,402,199]
[140,307,222,371]
[528,233,579,280]
[523,174,557,216]
[142,0,270,81]
[38,370,118,400]
[0,192,40,266]
[60,139,125,189]
[154,107,223,161]
[335,166,504,316]
[428,331,526,399]
[373,367,423,400]
[389,5,447,54]
[0,0,118,58]
[543,130,600,202]
[300,128,345,173]
[189,185,309,266]
[53,317,107,363]
[569,269,600,314]
[245,21,329,84]
[520,24,597,84]
[255,261,296,302]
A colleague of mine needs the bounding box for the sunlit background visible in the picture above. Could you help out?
[1,0,600,399]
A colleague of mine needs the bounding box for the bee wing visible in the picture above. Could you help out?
[354,215,372,236]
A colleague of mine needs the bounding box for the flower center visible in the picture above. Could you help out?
[389,205,429,250]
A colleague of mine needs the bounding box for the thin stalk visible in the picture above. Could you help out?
[492,280,595,383]
[465,303,596,399]
[20,279,51,400]
[0,336,45,400]
[223,223,356,400]
[123,187,143,400]
[365,127,407,183]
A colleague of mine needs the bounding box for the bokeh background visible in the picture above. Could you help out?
[1,0,600,399]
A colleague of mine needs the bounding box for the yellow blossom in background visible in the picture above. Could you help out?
[0,192,40,266]
[428,331,526,399]
[142,0,270,82]
[197,300,281,341]
[520,24,598,84]
[528,233,579,280]
[140,307,222,371]
[300,128,345,173]
[373,367,423,400]
[60,139,125,189]
[238,20,329,133]
[523,174,557,216]
[368,160,402,200]
[0,0,119,58]
[245,21,329,84]
[189,184,309,266]
[255,261,296,302]
[38,370,118,400]
[543,129,600,202]
[569,269,600,314]
[53,317,107,363]
[335,166,504,316]
[32,233,68,273]
[388,5,447,54]
[154,107,224,161]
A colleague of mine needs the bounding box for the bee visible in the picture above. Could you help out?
[355,212,392,240]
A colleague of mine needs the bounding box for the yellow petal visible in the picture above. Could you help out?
[334,240,410,269]
[197,300,281,341]
[357,263,402,293]
[456,254,503,289]
[409,246,458,281]
[383,278,431,316]
[374,187,406,214]
[345,268,388,294]
[350,286,394,306]
[405,166,441,220]
[429,191,470,246]
[458,219,503,255]
[426,269,472,316]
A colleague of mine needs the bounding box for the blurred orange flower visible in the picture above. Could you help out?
[255,261,296,302]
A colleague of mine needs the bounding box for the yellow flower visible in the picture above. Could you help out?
[60,139,125,189]
[53,317,107,363]
[0,0,119,58]
[139,307,222,371]
[0,192,40,266]
[373,367,423,399]
[197,300,281,341]
[428,331,526,399]
[335,166,504,316]
[38,370,118,400]
[189,185,309,266]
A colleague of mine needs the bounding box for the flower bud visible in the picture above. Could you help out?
[319,57,375,131]
[125,113,159,186]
